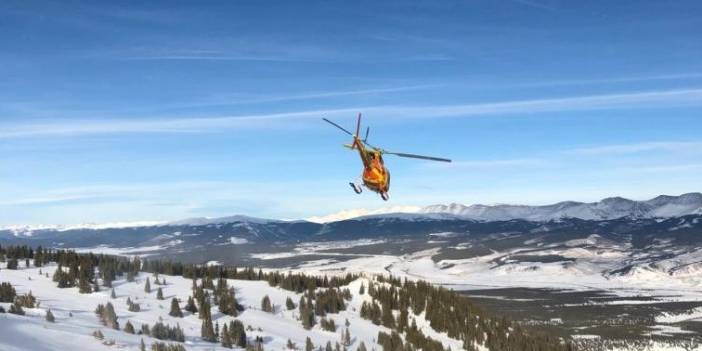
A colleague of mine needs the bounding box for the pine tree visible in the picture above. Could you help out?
[381,303,395,328]
[199,300,212,321]
[301,305,315,330]
[150,321,185,342]
[325,341,332,351]
[145,277,151,293]
[15,291,36,308]
[201,315,216,342]
[111,288,116,299]
[286,297,295,310]
[0,282,16,302]
[398,308,408,333]
[78,274,92,294]
[343,328,351,346]
[99,302,119,329]
[124,320,136,334]
[357,342,367,351]
[287,339,296,349]
[45,309,55,322]
[218,290,239,316]
[229,320,247,347]
[157,287,164,300]
[320,317,336,331]
[185,296,198,314]
[305,337,314,351]
[127,297,141,312]
[169,298,183,317]
[140,338,146,351]
[261,295,273,313]
[221,323,232,348]
[359,282,365,295]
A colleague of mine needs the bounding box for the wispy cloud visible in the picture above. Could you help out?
[570,141,702,155]
[2,88,701,139]
[393,88,702,118]
[428,158,545,169]
[0,108,361,138]
[617,164,702,173]
[510,0,558,12]
[112,40,360,63]
[127,54,324,63]
[195,84,440,106]
[515,72,702,88]
[2,194,102,206]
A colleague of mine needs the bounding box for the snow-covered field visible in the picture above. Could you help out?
[0,261,464,351]
[285,243,702,303]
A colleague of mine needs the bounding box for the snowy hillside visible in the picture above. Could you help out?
[0,259,482,351]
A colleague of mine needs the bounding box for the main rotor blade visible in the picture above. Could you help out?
[355,113,362,137]
[385,151,452,163]
[322,118,353,136]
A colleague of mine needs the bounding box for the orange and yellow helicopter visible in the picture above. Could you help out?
[323,114,451,201]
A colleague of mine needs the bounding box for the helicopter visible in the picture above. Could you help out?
[323,113,451,201]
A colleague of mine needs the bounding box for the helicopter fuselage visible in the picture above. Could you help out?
[353,138,390,197]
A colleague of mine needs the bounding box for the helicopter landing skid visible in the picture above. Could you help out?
[349,182,363,194]
[380,192,389,201]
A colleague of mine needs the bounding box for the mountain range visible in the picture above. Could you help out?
[420,192,702,222]
[3,193,700,233]
[1,192,701,269]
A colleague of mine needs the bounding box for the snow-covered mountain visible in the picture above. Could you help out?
[167,215,287,226]
[305,206,422,223]
[1,221,166,237]
[4,193,699,233]
[421,192,702,221]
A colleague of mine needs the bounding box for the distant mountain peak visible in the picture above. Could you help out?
[421,193,702,222]
[600,196,632,203]
[167,215,284,226]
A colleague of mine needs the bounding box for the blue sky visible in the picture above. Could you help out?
[1,1,701,225]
